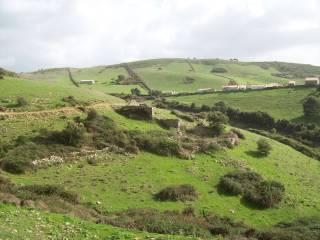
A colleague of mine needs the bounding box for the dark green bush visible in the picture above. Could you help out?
[211,67,227,73]
[1,143,76,174]
[244,181,285,208]
[85,114,130,149]
[257,139,272,156]
[154,184,198,202]
[131,131,183,157]
[217,170,262,195]
[16,97,28,107]
[15,184,79,203]
[218,171,284,208]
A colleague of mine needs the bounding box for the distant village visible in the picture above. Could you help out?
[169,77,320,95]
[77,76,320,96]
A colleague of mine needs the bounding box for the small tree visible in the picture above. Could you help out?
[201,104,211,112]
[131,88,141,96]
[16,97,28,107]
[303,97,320,118]
[257,139,272,156]
[207,111,229,136]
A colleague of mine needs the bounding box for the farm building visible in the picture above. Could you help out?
[196,88,214,93]
[163,90,177,95]
[238,85,247,90]
[79,80,95,85]
[222,85,239,91]
[288,81,296,86]
[248,85,266,90]
[305,77,319,86]
[266,83,282,88]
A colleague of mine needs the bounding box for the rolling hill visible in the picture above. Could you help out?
[18,58,320,94]
[0,60,320,239]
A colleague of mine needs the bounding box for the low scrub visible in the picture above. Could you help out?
[130,131,183,157]
[15,184,80,204]
[1,142,76,174]
[102,208,250,238]
[218,170,285,208]
[244,181,285,208]
[211,67,227,73]
[154,184,198,202]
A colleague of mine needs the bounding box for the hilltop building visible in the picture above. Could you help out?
[223,85,240,91]
[305,77,319,86]
[196,88,213,93]
[288,81,296,86]
[79,80,95,85]
[247,85,266,90]
[266,83,282,88]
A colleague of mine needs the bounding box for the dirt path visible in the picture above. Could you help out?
[0,102,124,120]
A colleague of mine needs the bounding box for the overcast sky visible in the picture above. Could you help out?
[1,0,320,72]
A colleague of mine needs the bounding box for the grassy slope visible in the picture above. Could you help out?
[134,59,294,92]
[169,87,317,121]
[22,66,146,94]
[0,76,123,110]
[19,58,320,93]
[70,67,147,94]
[0,204,196,240]
[6,110,320,229]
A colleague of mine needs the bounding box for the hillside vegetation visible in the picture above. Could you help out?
[1,59,320,239]
[170,87,318,121]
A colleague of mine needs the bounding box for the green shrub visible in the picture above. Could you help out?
[16,97,28,107]
[154,184,198,202]
[130,131,183,157]
[1,143,75,174]
[211,67,227,73]
[15,184,79,203]
[207,111,229,136]
[218,171,284,208]
[103,208,249,238]
[257,139,272,156]
[244,181,285,208]
[85,114,130,149]
[217,170,262,195]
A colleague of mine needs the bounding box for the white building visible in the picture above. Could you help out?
[222,85,239,91]
[288,81,296,86]
[266,83,282,88]
[196,88,213,93]
[305,77,319,86]
[79,80,95,85]
[248,85,266,90]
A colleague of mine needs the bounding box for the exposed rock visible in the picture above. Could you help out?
[21,199,36,208]
[0,193,21,206]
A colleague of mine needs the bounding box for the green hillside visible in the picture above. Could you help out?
[169,87,318,121]
[19,58,320,94]
[0,76,123,111]
[5,113,320,228]
[1,60,320,239]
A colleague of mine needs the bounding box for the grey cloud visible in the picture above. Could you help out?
[1,0,320,72]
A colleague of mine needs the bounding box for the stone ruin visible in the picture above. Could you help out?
[116,104,154,120]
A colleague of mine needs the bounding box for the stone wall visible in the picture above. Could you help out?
[116,104,154,120]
